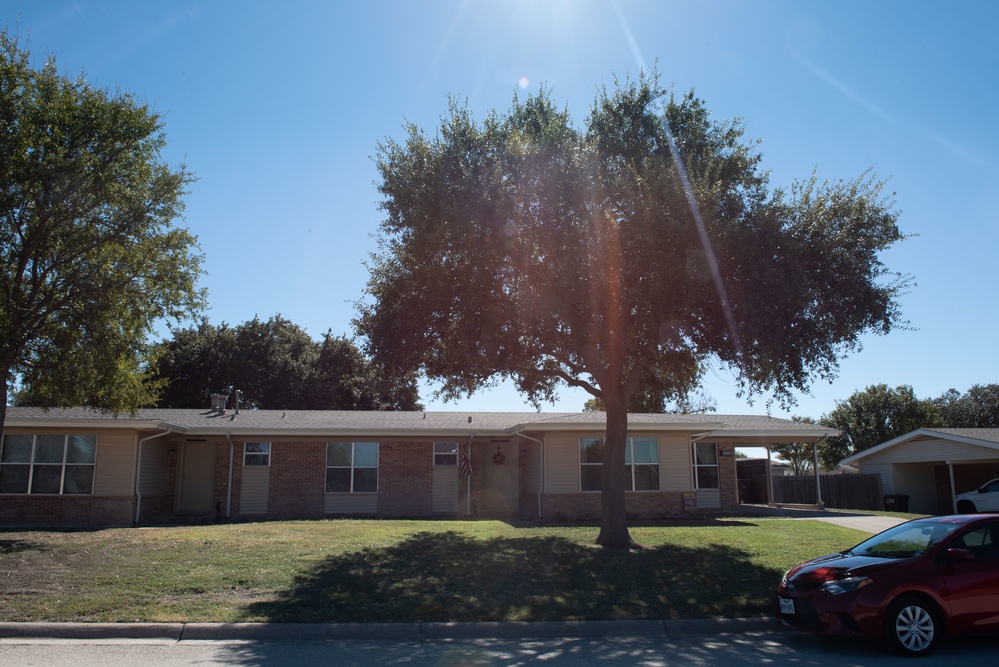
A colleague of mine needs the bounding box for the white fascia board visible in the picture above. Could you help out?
[4,418,182,433]
[182,427,514,439]
[511,421,727,434]
[711,430,841,441]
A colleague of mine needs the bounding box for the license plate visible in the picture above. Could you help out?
[779,597,795,615]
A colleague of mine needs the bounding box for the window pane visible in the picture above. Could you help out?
[353,468,378,493]
[326,442,352,466]
[0,465,30,493]
[434,442,458,454]
[325,468,351,493]
[581,465,602,491]
[696,467,719,489]
[354,442,378,467]
[631,438,658,464]
[63,466,94,494]
[434,454,457,466]
[695,442,718,465]
[244,454,269,466]
[67,436,97,463]
[2,436,33,463]
[580,438,604,464]
[31,465,62,494]
[245,442,270,454]
[633,464,660,491]
[35,436,65,463]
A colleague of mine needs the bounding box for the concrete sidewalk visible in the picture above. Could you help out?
[736,505,911,534]
[0,618,779,642]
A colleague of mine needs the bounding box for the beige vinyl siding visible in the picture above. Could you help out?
[522,438,541,495]
[432,465,459,513]
[138,439,171,496]
[862,462,893,493]
[325,493,377,514]
[696,489,721,508]
[890,462,938,514]
[544,431,695,493]
[545,433,585,492]
[864,437,999,464]
[659,433,692,492]
[240,466,270,515]
[93,431,137,496]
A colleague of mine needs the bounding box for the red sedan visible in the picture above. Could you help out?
[776,514,999,656]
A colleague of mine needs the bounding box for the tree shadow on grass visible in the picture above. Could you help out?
[242,531,781,622]
[0,539,45,555]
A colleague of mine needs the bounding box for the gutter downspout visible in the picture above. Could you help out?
[135,429,172,525]
[515,430,545,520]
[226,431,235,520]
[466,433,474,516]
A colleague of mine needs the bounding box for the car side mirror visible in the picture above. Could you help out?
[946,548,975,563]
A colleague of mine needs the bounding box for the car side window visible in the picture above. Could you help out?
[985,479,999,493]
[955,523,999,561]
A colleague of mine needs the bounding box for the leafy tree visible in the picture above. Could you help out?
[148,316,421,411]
[582,391,716,414]
[772,416,818,475]
[934,384,999,428]
[0,31,204,434]
[818,384,942,469]
[356,73,908,548]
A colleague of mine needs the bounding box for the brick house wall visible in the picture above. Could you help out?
[379,440,434,517]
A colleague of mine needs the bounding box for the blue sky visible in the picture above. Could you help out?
[7,0,999,424]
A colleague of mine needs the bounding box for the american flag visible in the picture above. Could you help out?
[460,443,473,477]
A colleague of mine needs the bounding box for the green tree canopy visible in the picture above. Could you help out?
[356,73,908,548]
[146,315,421,411]
[772,416,819,475]
[0,31,204,434]
[818,384,942,469]
[934,384,999,428]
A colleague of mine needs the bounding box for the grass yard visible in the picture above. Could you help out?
[0,518,867,623]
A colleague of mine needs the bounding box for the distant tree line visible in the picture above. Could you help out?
[771,383,999,472]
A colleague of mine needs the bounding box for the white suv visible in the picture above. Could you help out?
[955,478,999,513]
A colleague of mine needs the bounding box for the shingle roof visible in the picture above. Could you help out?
[3,406,838,440]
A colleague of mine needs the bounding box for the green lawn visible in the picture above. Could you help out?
[0,518,867,623]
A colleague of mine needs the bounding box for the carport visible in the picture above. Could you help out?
[841,428,999,514]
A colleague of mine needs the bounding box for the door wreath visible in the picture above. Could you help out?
[492,449,506,465]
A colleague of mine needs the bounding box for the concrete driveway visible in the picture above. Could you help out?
[737,505,910,534]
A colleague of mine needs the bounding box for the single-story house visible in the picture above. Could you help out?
[841,428,999,515]
[1,405,836,527]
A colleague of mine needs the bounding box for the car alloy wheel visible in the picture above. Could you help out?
[886,595,938,656]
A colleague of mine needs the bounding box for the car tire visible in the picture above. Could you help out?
[956,499,977,514]
[885,595,940,657]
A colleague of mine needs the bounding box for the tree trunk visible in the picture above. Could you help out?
[595,390,633,549]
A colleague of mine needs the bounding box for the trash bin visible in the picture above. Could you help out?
[883,494,910,512]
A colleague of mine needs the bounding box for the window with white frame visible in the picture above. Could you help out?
[243,442,271,466]
[433,442,458,466]
[692,442,719,489]
[0,434,97,495]
[580,437,660,492]
[326,442,379,493]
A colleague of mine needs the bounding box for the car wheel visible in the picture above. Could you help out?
[885,595,940,657]
[956,499,977,513]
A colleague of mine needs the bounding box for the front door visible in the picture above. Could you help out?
[178,443,216,514]
[481,441,518,516]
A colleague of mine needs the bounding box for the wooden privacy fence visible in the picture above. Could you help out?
[773,473,884,510]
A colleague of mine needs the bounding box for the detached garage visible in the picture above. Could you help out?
[842,428,999,515]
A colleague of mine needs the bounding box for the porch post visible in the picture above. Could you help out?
[948,461,957,514]
[813,442,824,509]
[765,446,775,505]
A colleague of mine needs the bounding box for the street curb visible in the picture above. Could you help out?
[0,618,780,642]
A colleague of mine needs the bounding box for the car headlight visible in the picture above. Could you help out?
[819,576,873,596]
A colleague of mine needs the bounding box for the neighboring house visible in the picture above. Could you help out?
[1,406,835,527]
[841,428,999,515]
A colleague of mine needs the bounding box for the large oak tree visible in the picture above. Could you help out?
[0,31,204,436]
[356,74,908,548]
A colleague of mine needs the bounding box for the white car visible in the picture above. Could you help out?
[955,478,999,513]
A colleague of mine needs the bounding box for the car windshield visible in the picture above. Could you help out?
[849,521,963,559]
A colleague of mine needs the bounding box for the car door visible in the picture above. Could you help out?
[941,521,999,633]
[977,479,999,511]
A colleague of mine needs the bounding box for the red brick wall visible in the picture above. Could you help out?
[541,491,689,521]
[379,441,433,516]
[267,441,325,519]
[0,496,134,526]
[718,443,739,511]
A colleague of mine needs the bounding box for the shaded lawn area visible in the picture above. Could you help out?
[0,519,865,622]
